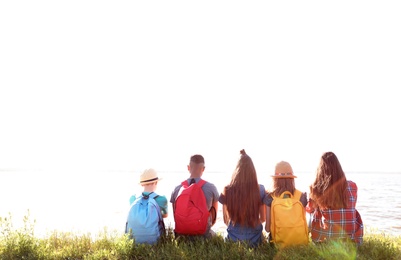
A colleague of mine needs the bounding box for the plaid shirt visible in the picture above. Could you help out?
[309,180,364,244]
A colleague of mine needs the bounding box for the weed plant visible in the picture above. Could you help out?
[1,212,400,259]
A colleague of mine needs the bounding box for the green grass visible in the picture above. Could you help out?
[1,212,400,260]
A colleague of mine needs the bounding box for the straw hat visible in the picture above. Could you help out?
[139,168,161,184]
[271,161,297,178]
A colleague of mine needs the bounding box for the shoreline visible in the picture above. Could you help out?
[1,170,400,238]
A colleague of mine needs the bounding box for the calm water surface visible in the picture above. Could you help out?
[0,170,400,237]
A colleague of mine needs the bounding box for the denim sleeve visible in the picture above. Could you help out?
[263,193,273,207]
[259,184,266,201]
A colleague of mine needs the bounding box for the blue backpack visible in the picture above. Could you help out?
[125,192,165,244]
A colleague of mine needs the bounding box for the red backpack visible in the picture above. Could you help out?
[174,179,209,235]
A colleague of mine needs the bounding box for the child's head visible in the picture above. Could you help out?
[139,168,160,190]
[310,151,349,209]
[271,161,296,196]
[272,161,296,179]
[187,154,205,177]
[230,149,258,185]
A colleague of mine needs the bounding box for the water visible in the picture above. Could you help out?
[0,169,400,238]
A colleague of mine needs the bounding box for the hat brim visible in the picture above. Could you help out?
[138,177,162,185]
[271,175,297,178]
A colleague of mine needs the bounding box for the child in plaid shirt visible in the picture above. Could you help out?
[306,152,364,244]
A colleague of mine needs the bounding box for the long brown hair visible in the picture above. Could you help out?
[271,178,296,197]
[224,149,261,228]
[309,152,349,209]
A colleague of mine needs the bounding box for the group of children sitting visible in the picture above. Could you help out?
[125,150,364,248]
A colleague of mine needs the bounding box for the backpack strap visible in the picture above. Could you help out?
[293,189,302,200]
[144,192,163,221]
[181,179,206,188]
[141,192,160,201]
[209,205,217,225]
[141,192,154,199]
[181,180,188,188]
[277,191,293,199]
[273,190,302,200]
[198,179,206,187]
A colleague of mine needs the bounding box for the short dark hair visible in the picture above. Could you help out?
[190,154,205,164]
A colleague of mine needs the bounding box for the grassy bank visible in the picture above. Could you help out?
[1,213,400,260]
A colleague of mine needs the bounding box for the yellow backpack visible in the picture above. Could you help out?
[270,190,309,248]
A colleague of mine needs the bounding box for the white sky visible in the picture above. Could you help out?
[0,1,400,174]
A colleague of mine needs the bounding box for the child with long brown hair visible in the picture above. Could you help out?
[306,151,364,244]
[218,149,266,247]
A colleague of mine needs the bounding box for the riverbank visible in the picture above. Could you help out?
[1,213,400,259]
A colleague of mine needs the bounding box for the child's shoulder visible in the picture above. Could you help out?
[150,193,167,201]
[129,194,137,205]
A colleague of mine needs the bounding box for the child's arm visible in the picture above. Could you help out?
[211,201,218,226]
[158,195,169,218]
[259,204,266,224]
[129,195,136,205]
[219,192,229,226]
[305,198,315,213]
[265,206,271,232]
[222,204,229,225]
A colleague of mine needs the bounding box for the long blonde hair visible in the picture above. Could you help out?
[224,149,261,228]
